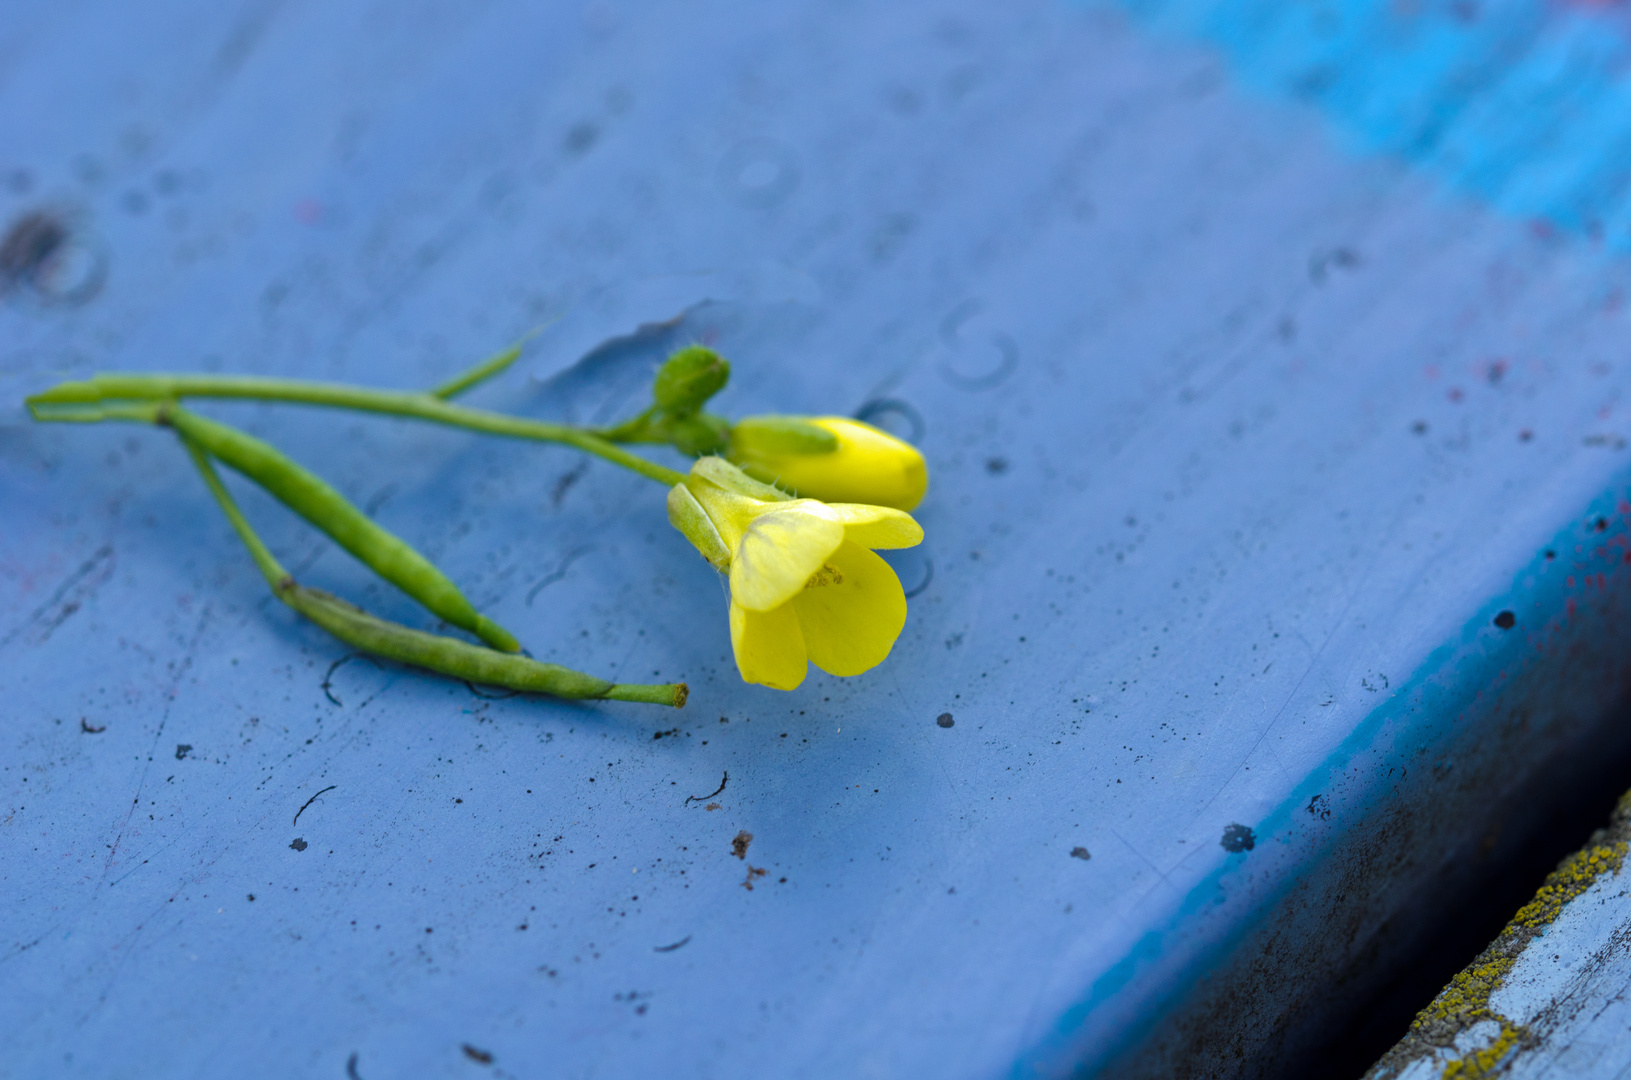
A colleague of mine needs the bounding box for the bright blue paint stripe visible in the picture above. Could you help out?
[1016,475,1631,1076]
[1102,0,1631,244]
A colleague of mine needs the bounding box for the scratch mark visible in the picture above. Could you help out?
[464,681,519,700]
[1107,826,1179,893]
[0,935,44,966]
[552,460,589,508]
[2,544,114,648]
[98,603,211,886]
[527,546,594,606]
[364,482,398,517]
[1196,501,1411,819]
[292,785,336,826]
[684,771,728,806]
[321,653,381,707]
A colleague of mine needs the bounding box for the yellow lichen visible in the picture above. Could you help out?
[1414,958,1514,1030]
[1441,1021,1524,1079]
[1511,842,1626,933]
[1372,833,1631,1080]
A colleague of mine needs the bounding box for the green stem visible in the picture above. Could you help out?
[180,438,686,708]
[29,374,687,486]
[167,403,521,653]
[181,437,287,589]
[430,342,525,400]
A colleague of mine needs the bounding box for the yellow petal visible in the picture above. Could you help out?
[729,507,844,612]
[730,600,807,690]
[822,503,924,550]
[791,541,908,677]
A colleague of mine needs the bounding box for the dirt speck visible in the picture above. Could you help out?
[289,838,308,852]
[1493,610,1516,630]
[742,865,767,890]
[80,718,105,734]
[704,802,720,811]
[936,712,955,728]
[461,1043,493,1064]
[732,831,753,859]
[1220,824,1255,853]
[1070,846,1091,860]
[175,744,192,760]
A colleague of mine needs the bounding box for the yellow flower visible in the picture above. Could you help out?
[667,458,923,690]
[727,415,928,511]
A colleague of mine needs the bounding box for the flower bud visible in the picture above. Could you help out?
[652,346,730,416]
[728,415,928,511]
[666,413,731,456]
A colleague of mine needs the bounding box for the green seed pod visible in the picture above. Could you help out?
[164,405,521,653]
[184,437,685,707]
[652,346,730,416]
[282,584,685,706]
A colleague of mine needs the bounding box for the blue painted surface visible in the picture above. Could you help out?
[8,2,1631,1077]
[1110,0,1631,243]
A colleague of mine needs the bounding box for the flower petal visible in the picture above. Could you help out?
[729,507,844,612]
[823,503,924,550]
[730,600,807,689]
[791,541,908,677]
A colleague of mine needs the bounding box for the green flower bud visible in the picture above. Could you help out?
[666,413,731,456]
[652,346,730,416]
[728,415,928,511]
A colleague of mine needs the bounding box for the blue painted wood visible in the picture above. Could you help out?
[7,2,1631,1077]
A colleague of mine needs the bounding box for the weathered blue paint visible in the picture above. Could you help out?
[1106,0,1631,243]
[8,2,1631,1078]
[1023,486,1631,1074]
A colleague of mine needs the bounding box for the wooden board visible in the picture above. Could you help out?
[6,2,1631,1076]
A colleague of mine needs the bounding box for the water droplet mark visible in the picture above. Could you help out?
[0,208,107,306]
